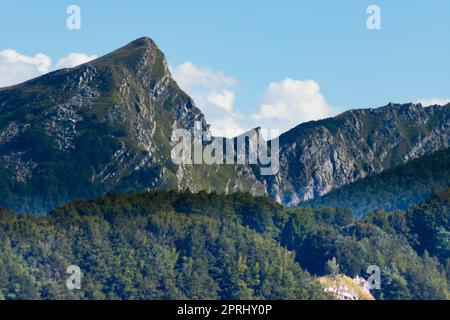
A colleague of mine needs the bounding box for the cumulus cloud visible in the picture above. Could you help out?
[206,90,235,112]
[0,49,97,88]
[171,62,245,136]
[172,61,236,92]
[172,61,337,137]
[0,49,51,87]
[171,61,237,111]
[251,78,334,134]
[55,53,98,69]
[211,115,248,138]
[417,98,450,107]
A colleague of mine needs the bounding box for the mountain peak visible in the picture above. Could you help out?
[134,36,156,44]
[123,36,158,51]
[92,36,169,76]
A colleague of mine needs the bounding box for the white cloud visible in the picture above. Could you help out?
[206,90,235,112]
[0,50,97,88]
[417,98,450,107]
[171,61,244,136]
[171,61,237,111]
[55,53,98,69]
[0,49,51,87]
[251,78,334,134]
[172,61,337,137]
[210,115,247,138]
[171,61,236,91]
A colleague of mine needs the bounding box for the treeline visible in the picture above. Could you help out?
[0,190,449,300]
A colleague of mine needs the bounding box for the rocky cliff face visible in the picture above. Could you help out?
[262,103,450,205]
[0,37,449,213]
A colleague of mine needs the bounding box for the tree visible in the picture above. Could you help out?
[325,257,340,276]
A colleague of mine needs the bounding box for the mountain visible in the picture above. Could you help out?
[262,102,450,206]
[0,37,449,213]
[0,190,448,300]
[306,147,450,216]
[0,37,262,213]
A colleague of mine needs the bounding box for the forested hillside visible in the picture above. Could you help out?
[0,191,448,300]
[306,147,450,216]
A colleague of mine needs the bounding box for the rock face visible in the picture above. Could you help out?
[318,275,375,300]
[0,37,449,213]
[261,103,450,206]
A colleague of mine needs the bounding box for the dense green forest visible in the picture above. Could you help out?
[306,147,450,216]
[0,190,449,300]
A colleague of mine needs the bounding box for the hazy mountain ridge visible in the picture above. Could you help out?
[263,102,450,206]
[306,146,450,216]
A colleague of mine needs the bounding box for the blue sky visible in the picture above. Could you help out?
[1,0,449,136]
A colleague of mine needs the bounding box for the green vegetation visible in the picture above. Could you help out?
[306,147,450,216]
[0,190,448,300]
[325,257,340,276]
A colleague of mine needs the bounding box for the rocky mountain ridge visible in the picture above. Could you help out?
[0,37,449,213]
[262,102,450,205]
